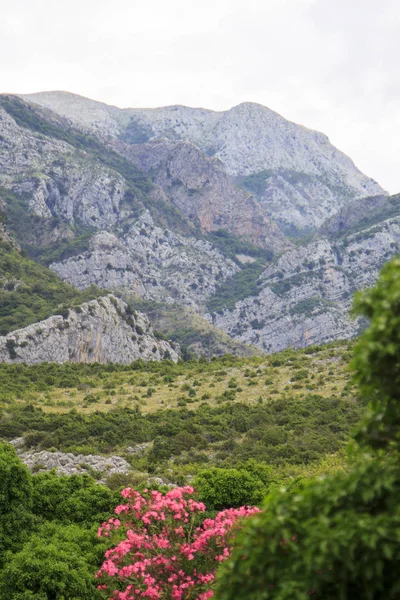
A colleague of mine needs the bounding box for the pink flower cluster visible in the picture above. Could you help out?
[96,486,259,600]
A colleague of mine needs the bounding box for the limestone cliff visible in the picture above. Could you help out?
[116,139,287,252]
[0,295,179,364]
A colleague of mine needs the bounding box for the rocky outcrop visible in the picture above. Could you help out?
[18,449,131,477]
[209,215,400,353]
[50,212,239,309]
[16,448,175,487]
[0,295,179,364]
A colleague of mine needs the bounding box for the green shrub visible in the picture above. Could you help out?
[195,467,266,510]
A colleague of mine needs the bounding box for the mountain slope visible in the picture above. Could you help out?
[209,195,400,353]
[0,219,103,336]
[23,91,385,233]
[1,94,285,250]
[0,96,254,310]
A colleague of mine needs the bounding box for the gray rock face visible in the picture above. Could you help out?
[18,449,131,477]
[0,105,126,233]
[0,295,179,364]
[50,212,239,309]
[117,139,288,252]
[23,92,385,233]
[209,216,400,353]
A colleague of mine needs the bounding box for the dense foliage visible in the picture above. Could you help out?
[205,229,273,263]
[215,256,400,600]
[206,261,267,314]
[0,443,122,598]
[0,394,360,469]
[0,443,33,564]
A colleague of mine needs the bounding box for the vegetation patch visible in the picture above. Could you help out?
[206,261,266,314]
[206,229,273,263]
[0,242,104,335]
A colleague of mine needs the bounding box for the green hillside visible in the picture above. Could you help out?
[0,340,361,484]
[128,295,260,358]
[0,238,103,335]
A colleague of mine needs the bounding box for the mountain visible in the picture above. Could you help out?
[23,91,385,234]
[0,91,397,359]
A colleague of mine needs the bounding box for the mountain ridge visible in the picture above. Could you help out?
[22,90,385,233]
[0,90,397,360]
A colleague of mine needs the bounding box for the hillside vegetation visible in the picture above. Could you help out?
[0,340,362,484]
[0,239,104,335]
[127,296,260,358]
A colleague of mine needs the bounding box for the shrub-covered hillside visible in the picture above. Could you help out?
[0,341,362,485]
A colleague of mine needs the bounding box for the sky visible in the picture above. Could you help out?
[1,0,399,193]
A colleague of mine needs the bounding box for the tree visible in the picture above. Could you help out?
[195,467,267,510]
[215,257,400,600]
[0,443,33,565]
[31,471,119,525]
[0,523,103,600]
[96,486,259,599]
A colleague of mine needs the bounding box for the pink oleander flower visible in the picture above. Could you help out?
[96,486,260,600]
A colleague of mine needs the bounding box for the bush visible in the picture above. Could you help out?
[195,467,266,510]
[0,444,33,565]
[0,523,103,600]
[96,486,259,599]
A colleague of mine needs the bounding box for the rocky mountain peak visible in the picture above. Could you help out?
[22,90,385,234]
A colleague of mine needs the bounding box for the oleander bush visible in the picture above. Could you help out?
[96,486,259,600]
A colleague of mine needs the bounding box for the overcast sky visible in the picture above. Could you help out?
[1,0,399,192]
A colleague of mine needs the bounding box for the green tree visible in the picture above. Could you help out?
[0,523,103,600]
[215,257,400,600]
[195,467,266,510]
[0,444,33,565]
[31,471,119,526]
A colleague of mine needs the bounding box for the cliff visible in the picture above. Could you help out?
[0,295,179,364]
